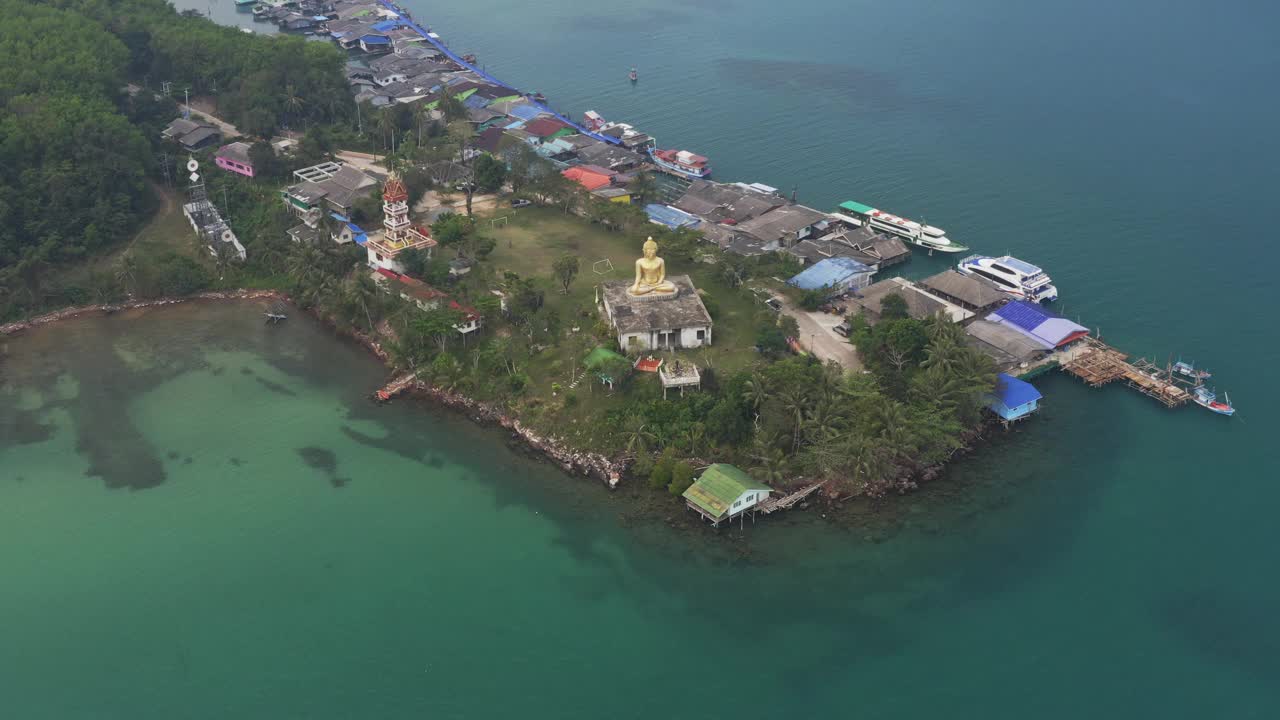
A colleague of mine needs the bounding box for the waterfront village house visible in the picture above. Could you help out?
[214,142,255,178]
[374,269,482,336]
[330,213,369,246]
[786,257,874,297]
[562,165,616,192]
[986,373,1043,423]
[682,464,774,527]
[282,162,378,223]
[985,300,1089,351]
[920,270,1008,317]
[734,203,832,250]
[365,173,436,274]
[850,277,973,325]
[964,319,1051,373]
[598,239,713,352]
[161,117,221,152]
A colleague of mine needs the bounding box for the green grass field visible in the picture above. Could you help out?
[463,207,770,447]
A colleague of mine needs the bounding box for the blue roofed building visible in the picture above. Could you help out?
[329,213,369,246]
[986,373,1043,423]
[987,300,1089,349]
[645,204,701,230]
[787,257,874,296]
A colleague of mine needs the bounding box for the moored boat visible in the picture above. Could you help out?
[649,147,711,179]
[1192,386,1235,416]
[837,200,968,253]
[957,254,1058,303]
[1173,360,1212,380]
[629,67,638,82]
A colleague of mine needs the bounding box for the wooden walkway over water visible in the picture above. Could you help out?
[1060,337,1190,408]
[757,481,826,515]
[374,373,417,402]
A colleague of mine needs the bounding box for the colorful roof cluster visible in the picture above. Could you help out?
[682,464,772,519]
[988,300,1088,349]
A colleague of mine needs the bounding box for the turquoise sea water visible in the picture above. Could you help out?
[5,0,1278,716]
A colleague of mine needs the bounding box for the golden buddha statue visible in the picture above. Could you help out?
[630,237,677,296]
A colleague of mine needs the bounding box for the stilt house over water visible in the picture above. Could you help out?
[682,464,773,527]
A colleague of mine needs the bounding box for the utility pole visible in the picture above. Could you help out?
[221,186,230,222]
[183,87,191,118]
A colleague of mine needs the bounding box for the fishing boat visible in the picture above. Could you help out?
[1192,386,1235,416]
[629,67,638,82]
[837,200,969,253]
[648,147,711,179]
[957,254,1058,302]
[1172,360,1212,381]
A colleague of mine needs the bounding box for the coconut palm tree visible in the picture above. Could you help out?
[621,416,656,456]
[283,84,306,131]
[116,252,139,297]
[776,386,811,453]
[742,372,770,416]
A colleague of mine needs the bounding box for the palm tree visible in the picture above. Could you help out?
[377,106,397,153]
[682,422,707,457]
[621,416,656,455]
[776,386,810,453]
[742,372,770,415]
[751,446,789,486]
[629,171,657,204]
[342,273,379,332]
[115,252,138,297]
[283,84,306,131]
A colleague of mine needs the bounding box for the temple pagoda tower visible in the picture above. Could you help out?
[366,171,436,273]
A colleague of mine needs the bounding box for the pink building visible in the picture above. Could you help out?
[214,142,255,178]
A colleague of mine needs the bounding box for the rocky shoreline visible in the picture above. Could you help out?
[2,292,629,489]
[5,292,993,504]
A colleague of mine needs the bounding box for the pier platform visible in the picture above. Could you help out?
[1061,337,1189,408]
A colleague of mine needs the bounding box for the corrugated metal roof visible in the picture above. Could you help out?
[682,464,771,518]
[644,204,701,229]
[992,373,1042,408]
[787,256,872,290]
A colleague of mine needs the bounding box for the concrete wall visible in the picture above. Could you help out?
[618,325,711,352]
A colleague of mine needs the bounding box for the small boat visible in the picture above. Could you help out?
[629,67,638,82]
[462,53,478,64]
[649,147,711,179]
[957,254,1058,302]
[235,0,257,6]
[1172,360,1212,380]
[1192,386,1235,416]
[528,91,547,104]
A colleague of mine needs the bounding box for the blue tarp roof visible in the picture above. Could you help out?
[645,204,701,229]
[787,257,872,290]
[992,373,1042,408]
[508,104,544,121]
[463,94,490,109]
[372,19,401,31]
[360,34,391,44]
[331,213,369,245]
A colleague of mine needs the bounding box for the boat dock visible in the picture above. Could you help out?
[757,481,827,515]
[1061,337,1190,408]
[374,372,417,402]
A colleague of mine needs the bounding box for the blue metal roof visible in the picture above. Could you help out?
[992,300,1052,332]
[992,373,1042,408]
[372,19,401,31]
[463,94,490,109]
[360,34,391,44]
[508,104,544,122]
[787,257,872,290]
[645,204,700,229]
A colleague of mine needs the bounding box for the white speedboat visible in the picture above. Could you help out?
[957,254,1058,303]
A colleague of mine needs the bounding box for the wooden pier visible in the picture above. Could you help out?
[374,373,417,402]
[757,481,826,515]
[1061,337,1190,408]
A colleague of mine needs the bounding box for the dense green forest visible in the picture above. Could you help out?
[0,0,353,319]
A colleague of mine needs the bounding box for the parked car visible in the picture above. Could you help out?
[511,198,532,208]
[833,323,850,337]
[765,298,783,312]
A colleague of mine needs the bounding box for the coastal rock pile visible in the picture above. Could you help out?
[0,290,285,337]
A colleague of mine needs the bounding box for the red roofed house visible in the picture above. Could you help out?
[373,268,482,336]
[523,117,574,142]
[562,164,616,192]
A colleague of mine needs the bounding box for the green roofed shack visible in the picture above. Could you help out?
[682,464,773,527]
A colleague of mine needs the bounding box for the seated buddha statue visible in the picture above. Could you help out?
[629,237,677,296]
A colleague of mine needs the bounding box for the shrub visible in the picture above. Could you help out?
[648,448,675,489]
[667,461,695,496]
